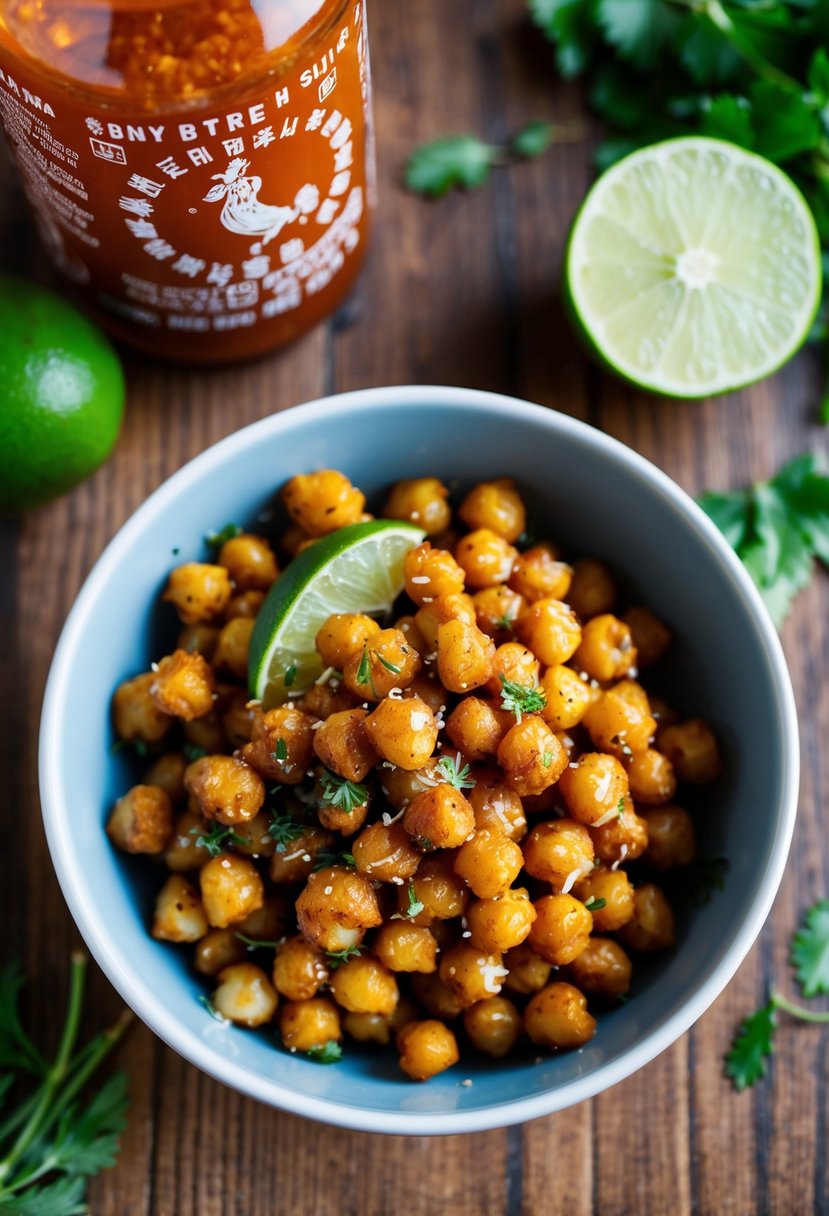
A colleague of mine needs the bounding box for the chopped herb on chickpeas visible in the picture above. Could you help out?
[107,468,723,1082]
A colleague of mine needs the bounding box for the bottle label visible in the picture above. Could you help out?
[0,0,371,339]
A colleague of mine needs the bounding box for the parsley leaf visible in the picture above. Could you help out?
[790,900,829,996]
[306,1040,343,1064]
[725,999,777,1091]
[319,769,369,813]
[499,674,547,721]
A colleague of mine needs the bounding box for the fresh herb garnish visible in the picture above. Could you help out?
[273,738,288,762]
[395,880,425,920]
[306,1040,343,1064]
[791,899,829,997]
[375,654,403,675]
[437,755,476,791]
[192,821,246,858]
[616,796,625,818]
[182,742,207,762]
[319,769,369,813]
[284,662,298,688]
[235,933,282,952]
[354,645,378,695]
[494,613,516,632]
[584,896,607,912]
[542,750,553,769]
[267,811,305,852]
[499,675,547,722]
[0,955,131,1213]
[405,122,582,197]
[205,523,242,548]
[197,993,225,1023]
[325,946,362,969]
[311,850,357,872]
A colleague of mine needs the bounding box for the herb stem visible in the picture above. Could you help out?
[702,0,801,92]
[771,990,829,1024]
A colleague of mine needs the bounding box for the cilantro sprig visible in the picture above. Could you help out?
[437,754,476,791]
[319,769,369,814]
[306,1040,343,1064]
[499,675,547,722]
[267,811,305,853]
[192,821,247,858]
[205,522,242,548]
[311,850,357,872]
[404,122,584,197]
[325,946,362,969]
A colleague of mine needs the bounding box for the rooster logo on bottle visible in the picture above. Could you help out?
[203,158,320,255]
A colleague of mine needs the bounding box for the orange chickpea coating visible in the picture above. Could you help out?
[516,598,582,666]
[625,748,677,804]
[212,617,255,680]
[182,707,225,755]
[415,592,476,650]
[409,973,466,1020]
[230,811,276,859]
[212,963,278,1027]
[439,943,508,1006]
[467,776,526,842]
[509,546,573,603]
[379,756,444,811]
[622,606,671,668]
[458,478,526,542]
[200,854,264,928]
[437,619,496,693]
[572,867,635,932]
[444,697,512,762]
[525,982,597,1050]
[163,562,232,624]
[217,533,278,591]
[343,627,422,701]
[364,696,438,771]
[397,1020,459,1080]
[296,866,382,953]
[268,826,334,885]
[572,614,637,682]
[273,935,329,1000]
[343,1012,394,1045]
[529,894,592,966]
[143,751,187,803]
[591,805,649,866]
[195,928,247,976]
[279,997,342,1053]
[352,821,421,882]
[242,706,315,784]
[463,996,523,1057]
[152,875,208,943]
[113,672,173,744]
[539,665,592,731]
[503,942,552,995]
[315,613,380,670]
[454,529,518,589]
[497,717,567,797]
[641,804,697,869]
[582,683,656,757]
[330,955,399,1016]
[222,690,259,750]
[403,783,476,851]
[282,470,365,537]
[522,820,595,891]
[485,641,540,698]
[557,752,629,828]
[313,708,377,781]
[472,585,526,639]
[403,853,470,923]
[373,922,438,973]
[185,754,265,825]
[107,783,172,854]
[150,649,216,721]
[466,888,537,953]
[454,830,523,898]
[384,477,451,535]
[619,884,676,952]
[567,559,617,620]
[568,938,633,999]
[658,719,722,784]
[404,542,465,605]
[296,681,357,723]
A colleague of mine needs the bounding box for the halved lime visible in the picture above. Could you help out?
[249,520,425,706]
[565,137,822,399]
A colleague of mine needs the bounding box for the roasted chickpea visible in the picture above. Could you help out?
[625,748,677,804]
[279,997,342,1053]
[525,982,596,1050]
[162,562,232,624]
[522,819,595,891]
[403,782,476,851]
[200,854,264,928]
[622,606,671,668]
[194,927,247,976]
[395,614,430,658]
[403,852,470,923]
[569,938,633,1000]
[185,754,265,825]
[162,809,207,871]
[224,589,265,621]
[454,529,518,590]
[230,811,277,859]
[557,752,629,828]
[581,682,656,758]
[415,592,477,651]
[539,665,592,731]
[516,597,582,667]
[282,470,365,537]
[379,756,445,811]
[236,894,289,941]
[572,866,635,932]
[330,955,399,1016]
[107,783,172,854]
[439,943,508,1006]
[217,533,278,591]
[458,478,526,542]
[296,681,357,722]
[397,1020,459,1080]
[315,613,381,670]
[273,935,329,1000]
[353,821,421,882]
[343,1012,393,1045]
[473,585,526,640]
[618,884,676,952]
[467,772,527,841]
[384,477,451,535]
[212,963,278,1027]
[152,875,208,942]
[509,546,572,603]
[497,717,567,797]
[268,825,334,885]
[528,894,592,966]
[242,706,315,784]
[435,619,495,693]
[658,719,722,784]
[113,671,173,745]
[484,641,540,699]
[296,866,382,953]
[463,995,523,1057]
[404,543,466,604]
[444,697,512,762]
[313,708,377,781]
[503,942,552,996]
[143,751,188,803]
[641,804,697,869]
[454,830,523,899]
[408,972,465,1020]
[176,623,220,661]
[566,559,617,620]
[590,805,649,866]
[280,523,310,559]
[466,888,537,953]
[343,627,422,700]
[150,649,216,721]
[373,922,438,973]
[212,617,255,681]
[572,614,636,682]
[364,696,438,771]
[182,708,225,755]
[315,770,370,834]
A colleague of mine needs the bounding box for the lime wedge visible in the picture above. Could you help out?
[565,137,822,399]
[249,519,425,706]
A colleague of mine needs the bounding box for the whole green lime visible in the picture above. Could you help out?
[0,276,125,514]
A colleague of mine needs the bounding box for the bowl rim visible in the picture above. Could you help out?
[39,384,799,1135]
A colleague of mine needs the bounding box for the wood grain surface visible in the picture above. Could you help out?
[2,0,828,1212]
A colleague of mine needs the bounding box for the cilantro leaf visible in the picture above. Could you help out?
[725,999,777,1091]
[530,0,599,77]
[701,94,754,148]
[0,1175,89,1215]
[748,80,822,162]
[512,120,555,158]
[325,946,362,969]
[306,1040,342,1064]
[404,136,495,198]
[319,769,369,814]
[791,900,829,996]
[596,0,681,70]
[677,13,744,87]
[499,675,547,721]
[204,523,242,549]
[808,47,829,103]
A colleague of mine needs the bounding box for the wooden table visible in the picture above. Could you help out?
[2,1,827,1212]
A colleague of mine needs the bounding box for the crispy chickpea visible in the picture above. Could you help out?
[163,562,232,624]
[397,1020,459,1081]
[395,614,430,658]
[279,997,342,1053]
[463,996,523,1058]
[316,613,381,670]
[316,771,370,834]
[572,867,635,932]
[268,826,334,885]
[622,606,671,668]
[230,811,277,859]
[143,751,187,803]
[437,619,496,693]
[353,821,421,882]
[522,819,595,891]
[185,754,265,825]
[472,585,525,643]
[163,810,207,871]
[539,665,592,732]
[212,963,278,1027]
[373,922,438,973]
[296,866,382,953]
[364,696,438,771]
[525,982,596,1051]
[658,719,722,784]
[282,470,365,537]
[343,1012,393,1045]
[200,855,264,928]
[651,698,679,732]
[466,888,537,953]
[590,805,649,866]
[572,614,636,682]
[409,973,466,1020]
[182,708,225,755]
[384,477,451,535]
[516,598,582,666]
[152,875,208,942]
[582,683,656,757]
[529,894,592,966]
[236,894,289,941]
[330,955,399,1016]
[439,943,508,1006]
[403,852,470,923]
[503,942,552,996]
[454,830,523,899]
[313,708,377,781]
[296,681,356,722]
[107,783,173,854]
[113,671,173,744]
[641,804,697,869]
[242,706,315,784]
[343,627,422,701]
[468,773,527,842]
[217,533,278,591]
[224,589,265,621]
[458,478,526,542]
[454,529,518,589]
[404,542,466,605]
[484,641,540,699]
[176,623,220,661]
[568,938,632,1000]
[280,523,309,559]
[557,752,629,828]
[625,748,677,804]
[379,757,447,813]
[618,884,676,952]
[195,927,247,976]
[212,617,255,681]
[150,649,216,721]
[497,717,567,797]
[415,592,476,650]
[444,698,511,762]
[220,690,258,750]
[273,935,329,1000]
[509,546,573,603]
[567,559,617,620]
[403,783,476,851]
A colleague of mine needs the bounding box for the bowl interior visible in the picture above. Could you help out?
[40,388,796,1131]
